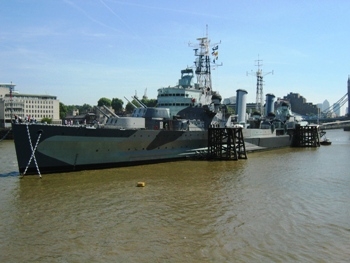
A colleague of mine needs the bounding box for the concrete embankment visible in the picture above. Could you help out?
[244,135,292,150]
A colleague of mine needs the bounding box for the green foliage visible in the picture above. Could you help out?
[142,98,157,107]
[97,97,112,107]
[125,102,136,114]
[80,103,93,114]
[111,98,124,114]
[226,105,235,115]
[60,103,93,118]
[65,105,78,116]
[41,117,52,124]
[59,102,68,119]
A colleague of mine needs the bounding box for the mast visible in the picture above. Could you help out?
[255,59,264,114]
[247,56,273,115]
[189,26,221,94]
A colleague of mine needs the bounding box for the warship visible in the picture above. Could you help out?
[11,33,295,175]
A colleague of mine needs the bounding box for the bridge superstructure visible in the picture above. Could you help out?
[321,93,348,116]
[319,76,349,117]
[319,119,350,130]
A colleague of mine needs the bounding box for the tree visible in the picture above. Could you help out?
[66,105,78,116]
[97,97,112,107]
[79,103,93,114]
[111,98,124,114]
[142,98,157,107]
[125,102,136,114]
[59,102,68,119]
[41,117,52,124]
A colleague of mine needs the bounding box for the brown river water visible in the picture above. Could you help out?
[0,129,349,262]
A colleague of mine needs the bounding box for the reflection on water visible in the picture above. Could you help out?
[0,129,350,262]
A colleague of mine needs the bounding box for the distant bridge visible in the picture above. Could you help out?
[305,91,349,129]
[319,119,350,130]
[321,92,348,116]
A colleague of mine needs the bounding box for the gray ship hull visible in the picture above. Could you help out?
[12,123,292,175]
[12,123,208,175]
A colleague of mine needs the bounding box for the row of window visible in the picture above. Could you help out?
[158,93,189,97]
[4,114,54,119]
[4,103,24,107]
[26,110,54,114]
[24,100,54,104]
[4,98,55,104]
[25,105,54,109]
[4,109,23,113]
[4,103,54,109]
[4,108,54,113]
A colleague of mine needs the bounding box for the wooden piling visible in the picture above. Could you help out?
[291,124,320,147]
[208,127,247,160]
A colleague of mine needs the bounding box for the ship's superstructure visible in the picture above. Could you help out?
[157,32,222,118]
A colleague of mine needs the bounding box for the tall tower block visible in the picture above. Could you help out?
[348,76,350,116]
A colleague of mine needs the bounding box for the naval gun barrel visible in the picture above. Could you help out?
[124,96,138,109]
[102,105,119,118]
[94,106,110,119]
[132,96,147,108]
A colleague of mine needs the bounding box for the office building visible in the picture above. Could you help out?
[0,84,60,128]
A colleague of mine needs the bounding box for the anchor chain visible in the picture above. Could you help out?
[23,124,42,178]
[0,128,11,142]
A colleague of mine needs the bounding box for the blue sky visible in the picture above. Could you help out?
[1,0,349,114]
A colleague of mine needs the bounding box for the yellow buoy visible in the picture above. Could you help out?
[137,182,145,187]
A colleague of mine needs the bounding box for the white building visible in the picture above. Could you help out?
[322,99,330,112]
[0,84,60,128]
[223,96,236,105]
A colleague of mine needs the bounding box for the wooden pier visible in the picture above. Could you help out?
[291,125,320,147]
[207,127,247,160]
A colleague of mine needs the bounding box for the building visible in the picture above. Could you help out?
[0,84,60,128]
[282,92,318,116]
[223,101,257,115]
[333,102,341,117]
[223,96,236,105]
[322,99,330,112]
